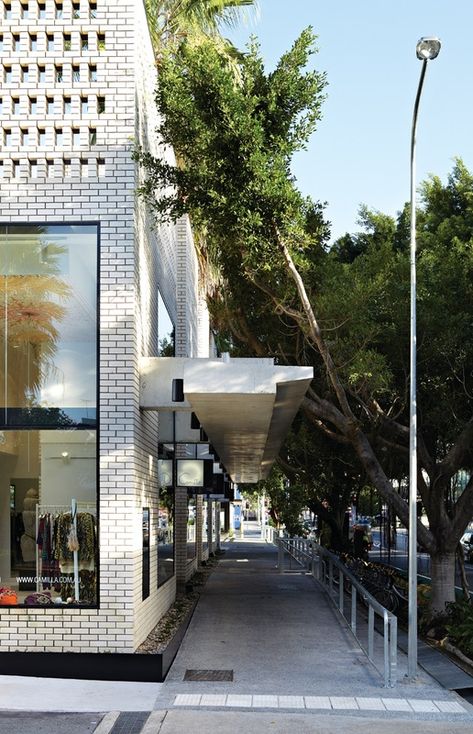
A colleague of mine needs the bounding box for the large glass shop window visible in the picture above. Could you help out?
[0,224,97,608]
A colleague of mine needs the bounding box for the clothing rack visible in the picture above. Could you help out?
[35,499,96,601]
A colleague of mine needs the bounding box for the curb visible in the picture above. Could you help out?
[92,711,120,733]
[141,710,167,733]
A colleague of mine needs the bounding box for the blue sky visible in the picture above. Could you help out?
[228,1,473,243]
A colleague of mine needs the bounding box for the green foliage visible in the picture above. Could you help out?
[279,421,362,551]
[329,175,473,465]
[241,467,307,537]
[138,27,329,285]
[138,21,473,607]
[445,600,473,657]
[137,24,331,394]
[159,334,175,356]
[355,485,381,518]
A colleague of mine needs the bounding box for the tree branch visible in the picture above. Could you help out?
[246,271,307,326]
[365,397,434,475]
[302,407,351,445]
[231,309,267,357]
[439,417,473,477]
[349,427,435,552]
[273,223,357,422]
[450,474,473,543]
[277,455,306,483]
[302,395,349,435]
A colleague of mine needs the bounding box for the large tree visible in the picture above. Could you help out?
[137,32,473,613]
[279,423,364,551]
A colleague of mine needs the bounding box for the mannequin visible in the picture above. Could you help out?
[20,487,39,563]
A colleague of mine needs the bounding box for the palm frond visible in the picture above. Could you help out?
[145,0,258,51]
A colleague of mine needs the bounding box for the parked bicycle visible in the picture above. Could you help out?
[339,554,408,616]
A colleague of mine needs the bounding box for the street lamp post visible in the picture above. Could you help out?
[408,36,441,679]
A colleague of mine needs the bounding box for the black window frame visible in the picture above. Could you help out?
[0,221,100,610]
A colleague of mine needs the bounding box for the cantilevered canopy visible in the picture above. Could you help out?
[140,356,313,484]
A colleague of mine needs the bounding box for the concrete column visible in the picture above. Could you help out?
[207,499,213,553]
[196,493,203,565]
[175,486,188,588]
[216,502,221,551]
[223,502,230,533]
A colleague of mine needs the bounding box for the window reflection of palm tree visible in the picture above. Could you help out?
[0,227,70,412]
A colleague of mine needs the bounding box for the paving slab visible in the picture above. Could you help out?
[0,524,471,732]
[397,628,473,690]
[154,526,472,723]
[151,709,473,733]
[0,676,161,712]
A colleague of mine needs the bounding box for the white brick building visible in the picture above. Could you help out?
[0,0,312,678]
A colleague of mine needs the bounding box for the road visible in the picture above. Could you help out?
[0,712,100,734]
[370,528,473,592]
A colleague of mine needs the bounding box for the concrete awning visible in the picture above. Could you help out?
[140,356,313,484]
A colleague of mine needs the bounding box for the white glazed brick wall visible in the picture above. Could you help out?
[197,292,211,359]
[0,0,202,653]
[131,0,181,649]
[175,216,200,358]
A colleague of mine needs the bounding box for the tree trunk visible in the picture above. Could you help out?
[456,544,471,603]
[326,517,346,552]
[430,552,456,615]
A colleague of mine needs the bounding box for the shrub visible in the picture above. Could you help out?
[445,600,473,658]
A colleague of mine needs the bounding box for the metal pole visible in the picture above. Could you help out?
[408,58,427,679]
[278,538,283,573]
[71,497,80,601]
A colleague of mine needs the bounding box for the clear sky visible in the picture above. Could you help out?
[228,0,473,243]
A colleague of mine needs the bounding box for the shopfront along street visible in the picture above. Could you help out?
[0,1,472,732]
[0,524,473,733]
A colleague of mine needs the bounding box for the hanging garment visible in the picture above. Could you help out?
[54,512,96,573]
[37,514,61,590]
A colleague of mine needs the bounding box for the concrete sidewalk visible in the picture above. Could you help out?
[1,525,473,733]
[141,710,473,734]
[151,525,473,724]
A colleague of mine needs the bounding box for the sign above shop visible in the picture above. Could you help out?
[176,459,214,487]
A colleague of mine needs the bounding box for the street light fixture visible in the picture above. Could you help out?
[416,36,441,61]
[408,35,441,679]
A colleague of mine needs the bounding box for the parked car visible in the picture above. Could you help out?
[460,531,473,563]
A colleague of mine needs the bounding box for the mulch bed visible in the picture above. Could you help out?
[137,557,219,654]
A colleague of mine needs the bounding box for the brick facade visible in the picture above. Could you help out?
[0,0,212,654]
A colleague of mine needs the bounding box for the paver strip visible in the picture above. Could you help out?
[173,693,468,714]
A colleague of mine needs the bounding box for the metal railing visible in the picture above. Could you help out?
[264,525,283,544]
[276,537,397,688]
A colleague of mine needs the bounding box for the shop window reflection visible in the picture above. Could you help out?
[203,499,208,551]
[157,484,174,587]
[187,495,196,559]
[0,224,97,428]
